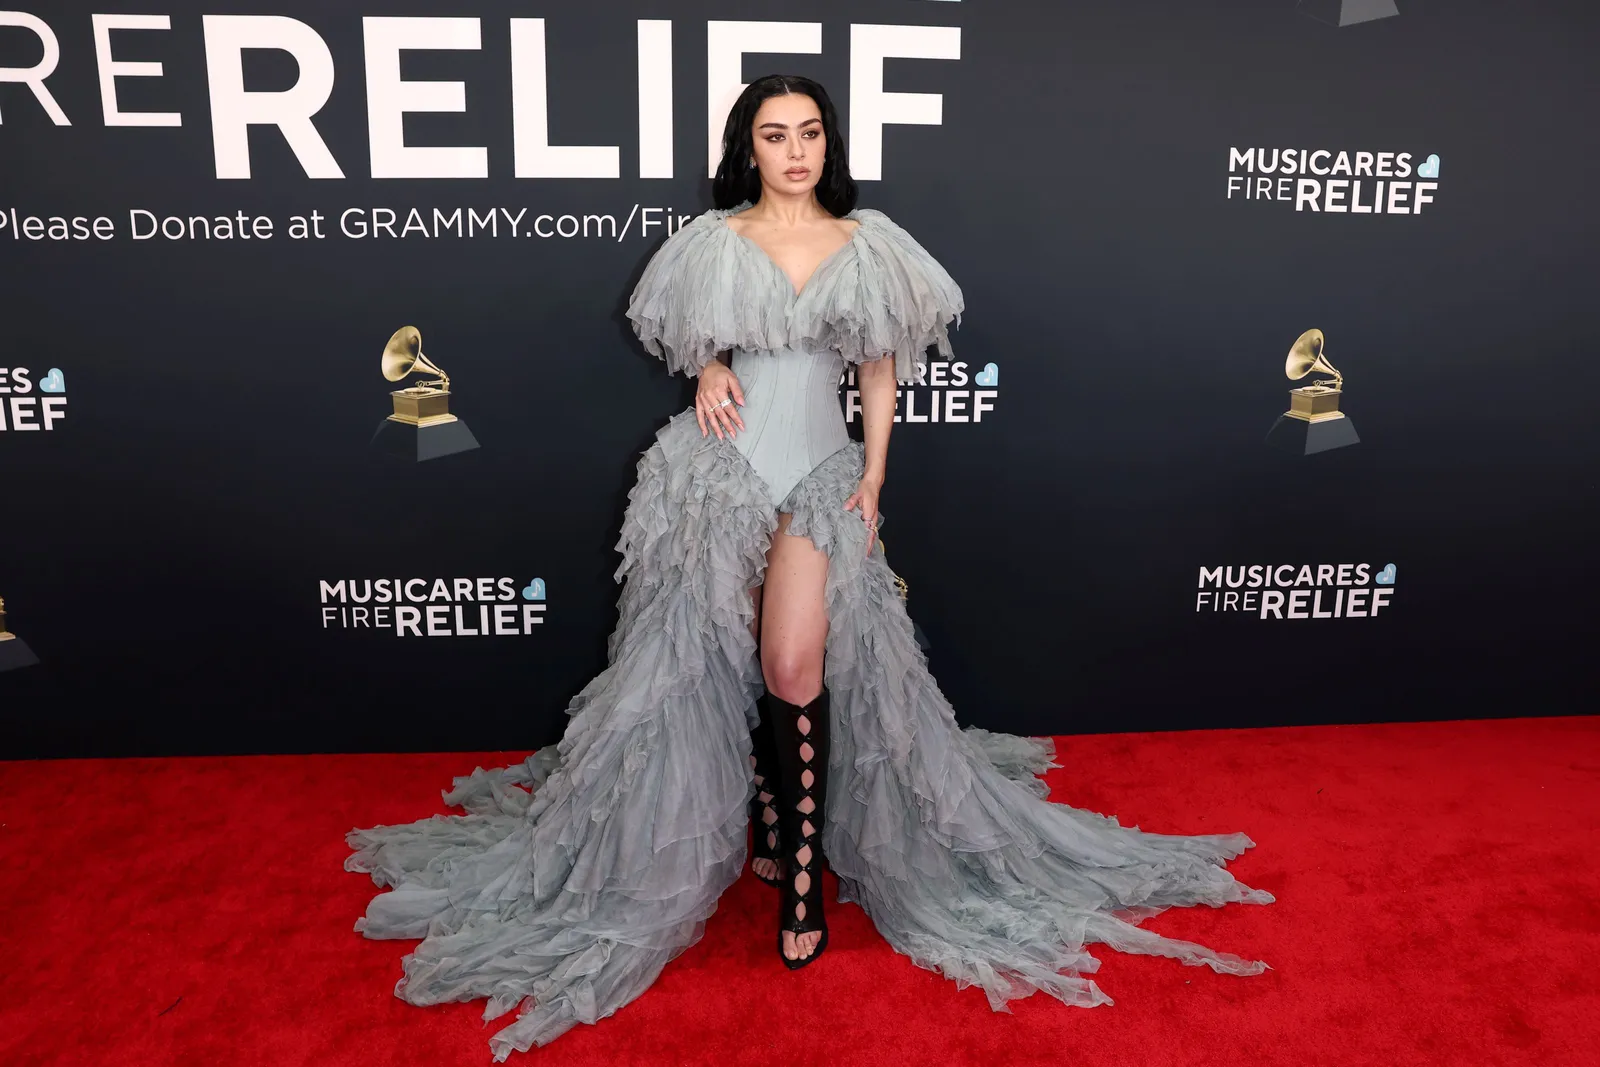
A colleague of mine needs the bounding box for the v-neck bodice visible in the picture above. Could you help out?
[721,211,865,301]
[710,210,864,505]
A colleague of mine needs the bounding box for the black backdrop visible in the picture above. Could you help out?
[2,0,1594,759]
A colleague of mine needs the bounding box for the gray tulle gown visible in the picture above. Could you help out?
[344,202,1274,1061]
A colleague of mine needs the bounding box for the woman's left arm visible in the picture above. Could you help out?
[844,355,898,555]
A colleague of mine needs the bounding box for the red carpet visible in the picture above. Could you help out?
[2,715,1594,1067]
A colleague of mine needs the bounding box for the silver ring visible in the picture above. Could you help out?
[714,398,733,408]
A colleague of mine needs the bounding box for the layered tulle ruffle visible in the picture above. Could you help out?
[783,444,1274,1011]
[624,203,964,384]
[347,414,1273,1060]
[789,208,965,384]
[625,212,793,377]
[346,411,776,1058]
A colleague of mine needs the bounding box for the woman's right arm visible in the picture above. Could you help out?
[694,352,745,440]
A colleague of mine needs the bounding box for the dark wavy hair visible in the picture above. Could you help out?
[711,74,858,216]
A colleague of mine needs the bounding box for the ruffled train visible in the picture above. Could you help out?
[345,408,1273,1060]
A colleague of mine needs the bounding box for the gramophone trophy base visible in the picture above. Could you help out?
[1298,0,1399,29]
[1267,383,1359,454]
[0,634,40,672]
[370,416,480,462]
[1267,412,1361,454]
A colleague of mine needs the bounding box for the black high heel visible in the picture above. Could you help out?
[770,685,831,970]
[748,691,783,888]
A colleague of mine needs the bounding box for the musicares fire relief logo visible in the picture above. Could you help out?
[319,576,548,637]
[0,366,68,432]
[1226,148,1440,214]
[840,360,1000,427]
[1196,562,1397,620]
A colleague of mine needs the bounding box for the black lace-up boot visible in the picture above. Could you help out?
[769,683,830,969]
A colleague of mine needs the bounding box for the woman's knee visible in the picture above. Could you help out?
[762,650,823,705]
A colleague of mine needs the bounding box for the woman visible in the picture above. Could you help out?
[345,74,1274,1061]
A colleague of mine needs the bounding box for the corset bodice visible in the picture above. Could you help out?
[727,345,850,508]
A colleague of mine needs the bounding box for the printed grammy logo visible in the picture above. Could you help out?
[1265,329,1361,455]
[0,594,41,671]
[369,326,480,462]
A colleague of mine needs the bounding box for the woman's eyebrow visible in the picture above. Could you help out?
[757,118,822,130]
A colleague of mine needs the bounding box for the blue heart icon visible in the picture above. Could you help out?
[521,578,546,601]
[39,368,66,393]
[974,362,999,388]
[1374,563,1396,585]
[1417,154,1440,179]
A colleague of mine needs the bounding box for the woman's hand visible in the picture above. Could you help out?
[695,360,746,440]
[843,475,883,555]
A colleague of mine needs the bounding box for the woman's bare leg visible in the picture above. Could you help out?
[761,511,830,961]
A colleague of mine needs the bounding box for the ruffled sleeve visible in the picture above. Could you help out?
[625,207,790,377]
[792,208,965,384]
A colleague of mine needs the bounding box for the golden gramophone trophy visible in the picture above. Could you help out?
[369,326,480,462]
[1265,328,1361,454]
[0,596,41,671]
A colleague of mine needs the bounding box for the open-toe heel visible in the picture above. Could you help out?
[748,691,784,888]
[771,685,830,970]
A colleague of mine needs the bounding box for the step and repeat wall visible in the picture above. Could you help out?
[2,0,1594,757]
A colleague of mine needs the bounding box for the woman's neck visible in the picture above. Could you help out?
[741,190,828,226]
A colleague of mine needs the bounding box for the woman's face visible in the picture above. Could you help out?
[749,92,826,194]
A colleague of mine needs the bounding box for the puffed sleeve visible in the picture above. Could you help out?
[791,208,966,384]
[625,208,790,377]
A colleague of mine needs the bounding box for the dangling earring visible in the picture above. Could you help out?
[748,159,756,169]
